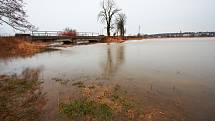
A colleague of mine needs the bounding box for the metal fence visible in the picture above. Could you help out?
[0,34,15,37]
[31,31,99,37]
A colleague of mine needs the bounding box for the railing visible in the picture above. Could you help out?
[77,32,99,36]
[31,31,61,36]
[31,31,99,37]
[0,34,15,37]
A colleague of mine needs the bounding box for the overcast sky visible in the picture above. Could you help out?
[1,0,215,35]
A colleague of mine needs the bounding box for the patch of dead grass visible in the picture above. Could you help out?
[0,37,47,58]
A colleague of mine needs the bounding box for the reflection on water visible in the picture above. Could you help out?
[103,45,125,79]
[0,38,215,121]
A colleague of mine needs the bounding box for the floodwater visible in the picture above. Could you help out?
[1,38,215,121]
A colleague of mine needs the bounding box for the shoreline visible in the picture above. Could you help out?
[0,36,214,58]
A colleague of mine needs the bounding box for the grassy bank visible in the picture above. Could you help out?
[101,37,127,43]
[0,37,48,58]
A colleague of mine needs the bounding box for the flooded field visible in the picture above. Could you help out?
[1,38,215,121]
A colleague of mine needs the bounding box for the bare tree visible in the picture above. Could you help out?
[98,0,121,36]
[115,13,126,37]
[0,0,34,31]
[64,27,76,32]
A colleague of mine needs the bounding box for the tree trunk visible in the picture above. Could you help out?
[107,26,111,36]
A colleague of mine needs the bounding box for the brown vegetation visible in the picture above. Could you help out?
[60,82,136,121]
[0,37,47,58]
[60,81,186,121]
[101,37,126,43]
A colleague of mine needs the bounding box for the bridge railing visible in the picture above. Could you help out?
[31,31,61,36]
[77,32,99,36]
[32,31,99,37]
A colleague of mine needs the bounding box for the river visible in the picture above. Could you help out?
[0,37,215,121]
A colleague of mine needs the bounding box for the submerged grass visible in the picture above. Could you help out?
[60,98,112,121]
[0,74,46,121]
[59,82,135,121]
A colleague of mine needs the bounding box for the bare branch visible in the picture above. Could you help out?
[98,0,121,36]
[0,0,34,31]
[115,13,126,36]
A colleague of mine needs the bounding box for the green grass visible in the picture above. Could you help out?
[60,98,113,121]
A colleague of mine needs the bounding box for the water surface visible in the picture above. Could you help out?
[1,38,215,121]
